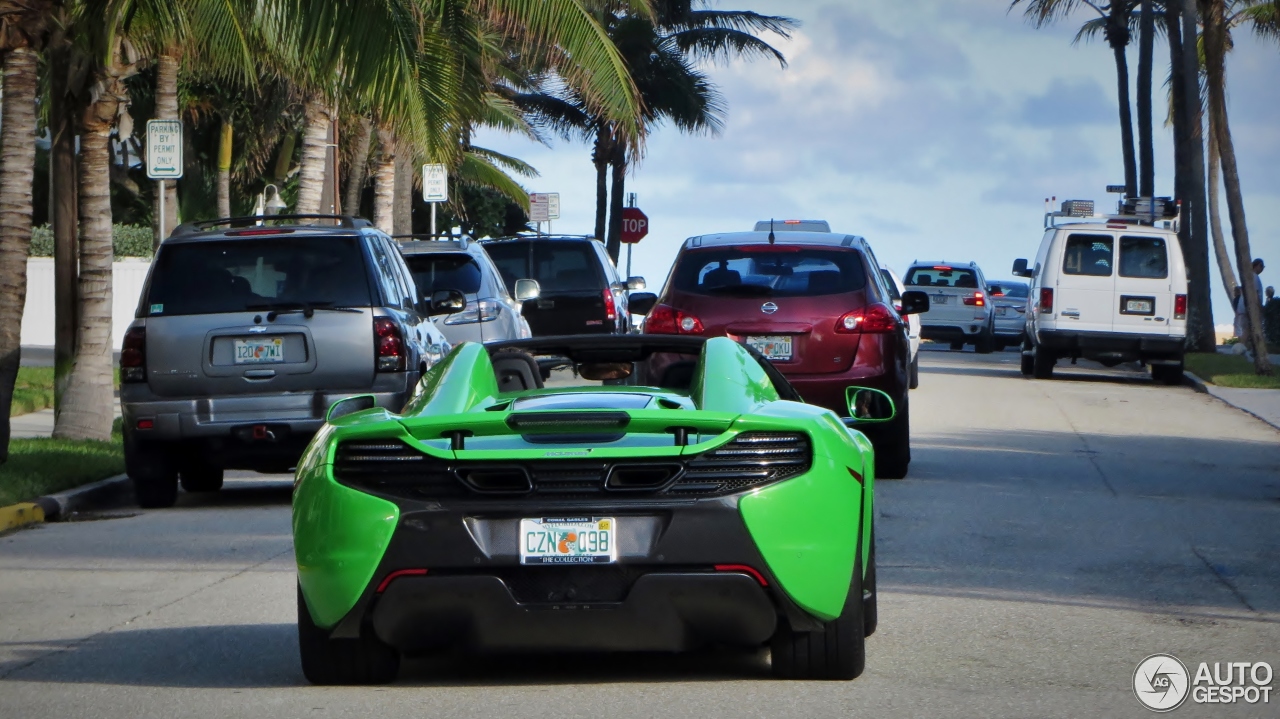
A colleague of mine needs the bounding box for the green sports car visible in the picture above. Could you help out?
[293,335,890,684]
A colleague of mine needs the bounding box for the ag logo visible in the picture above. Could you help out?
[1134,654,1190,712]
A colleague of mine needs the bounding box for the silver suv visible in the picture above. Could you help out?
[120,215,453,508]
[903,261,997,353]
[396,236,539,345]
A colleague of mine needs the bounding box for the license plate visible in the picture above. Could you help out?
[1126,299,1153,314]
[233,337,284,364]
[932,295,949,305]
[520,517,616,565]
[996,307,1008,316]
[744,335,793,361]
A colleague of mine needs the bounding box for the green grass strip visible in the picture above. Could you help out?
[1185,353,1280,390]
[0,435,125,507]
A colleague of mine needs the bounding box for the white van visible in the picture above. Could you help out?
[1012,200,1188,384]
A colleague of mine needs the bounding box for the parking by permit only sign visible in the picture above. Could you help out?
[422,164,448,203]
[146,120,183,179]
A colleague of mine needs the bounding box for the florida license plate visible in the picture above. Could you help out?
[233,337,284,364]
[932,295,949,305]
[520,517,617,565]
[745,335,793,361]
[1126,299,1153,314]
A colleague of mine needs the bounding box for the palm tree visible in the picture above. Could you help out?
[0,1,51,460]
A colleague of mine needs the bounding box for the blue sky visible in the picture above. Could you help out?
[476,1,1279,326]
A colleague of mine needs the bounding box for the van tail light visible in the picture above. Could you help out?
[374,317,405,372]
[835,303,898,334]
[1039,288,1054,314]
[962,291,986,307]
[1174,294,1187,320]
[645,304,703,335]
[602,289,617,322]
[121,327,147,383]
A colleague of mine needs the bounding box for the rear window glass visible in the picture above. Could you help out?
[879,270,902,301]
[991,282,1029,298]
[405,254,483,298]
[147,237,372,316]
[671,247,867,298]
[904,266,979,288]
[1063,234,1114,276]
[1119,236,1169,279]
[485,241,603,294]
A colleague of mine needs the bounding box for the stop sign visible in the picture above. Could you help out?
[620,207,649,244]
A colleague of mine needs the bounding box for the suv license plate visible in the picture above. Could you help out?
[931,295,949,305]
[520,517,616,565]
[745,336,793,361]
[234,338,284,364]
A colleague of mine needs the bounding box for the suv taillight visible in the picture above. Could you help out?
[962,291,985,307]
[602,289,617,322]
[1174,294,1187,320]
[374,317,405,372]
[646,304,703,335]
[120,326,146,383]
[835,303,898,334]
[1039,288,1054,314]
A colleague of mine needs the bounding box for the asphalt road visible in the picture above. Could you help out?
[2,348,1278,718]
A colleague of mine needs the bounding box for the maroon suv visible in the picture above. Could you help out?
[643,231,927,478]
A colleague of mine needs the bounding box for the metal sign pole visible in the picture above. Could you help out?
[431,203,437,237]
[626,243,632,278]
[158,181,165,240]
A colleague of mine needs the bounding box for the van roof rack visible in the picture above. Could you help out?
[1043,197,1179,230]
[172,214,373,237]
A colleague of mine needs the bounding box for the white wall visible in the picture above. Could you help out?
[21,258,153,350]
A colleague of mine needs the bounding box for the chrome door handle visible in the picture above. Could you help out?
[243,369,277,379]
[1061,310,1081,318]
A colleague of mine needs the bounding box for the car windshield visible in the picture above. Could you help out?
[671,247,867,298]
[146,237,372,317]
[404,253,483,298]
[905,266,980,288]
[484,240,603,294]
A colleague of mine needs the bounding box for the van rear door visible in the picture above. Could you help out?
[1054,233,1116,333]
[1111,233,1176,336]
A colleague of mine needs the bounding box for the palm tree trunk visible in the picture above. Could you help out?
[0,47,40,460]
[373,125,395,234]
[394,150,413,235]
[1136,0,1155,197]
[1106,10,1138,197]
[153,50,180,245]
[1175,0,1215,351]
[606,141,625,263]
[592,125,611,242]
[295,98,331,215]
[1207,128,1237,300]
[216,118,233,218]
[343,116,372,218]
[48,42,79,410]
[53,127,117,441]
[1203,0,1271,373]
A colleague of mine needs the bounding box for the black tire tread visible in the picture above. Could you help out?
[297,585,399,685]
[771,564,867,680]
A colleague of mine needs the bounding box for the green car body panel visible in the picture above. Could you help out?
[294,337,877,630]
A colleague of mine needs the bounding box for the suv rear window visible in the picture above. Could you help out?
[485,241,603,294]
[404,253,483,298]
[1119,236,1168,279]
[905,266,979,288]
[146,237,372,317]
[671,247,867,297]
[1063,234,1114,276]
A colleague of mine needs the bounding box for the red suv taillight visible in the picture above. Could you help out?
[120,326,146,383]
[962,291,985,307]
[1039,288,1054,314]
[603,289,617,322]
[374,317,405,372]
[1174,294,1187,320]
[646,304,704,335]
[835,303,898,334]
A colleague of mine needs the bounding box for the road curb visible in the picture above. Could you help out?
[1183,371,1280,433]
[38,474,132,520]
[0,502,45,532]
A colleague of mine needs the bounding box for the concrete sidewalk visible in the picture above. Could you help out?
[11,400,123,440]
[1191,382,1280,432]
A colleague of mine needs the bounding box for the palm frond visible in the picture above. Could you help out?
[458,151,530,209]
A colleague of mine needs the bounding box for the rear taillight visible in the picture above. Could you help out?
[834,303,898,334]
[374,317,405,372]
[602,289,617,322]
[962,291,985,307]
[1039,288,1054,314]
[1174,294,1187,320]
[120,326,146,383]
[645,304,703,335]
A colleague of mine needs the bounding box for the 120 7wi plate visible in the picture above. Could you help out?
[234,337,284,364]
[520,517,617,565]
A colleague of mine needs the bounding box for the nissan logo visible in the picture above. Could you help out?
[761,302,779,315]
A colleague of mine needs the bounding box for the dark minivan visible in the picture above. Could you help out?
[482,236,646,336]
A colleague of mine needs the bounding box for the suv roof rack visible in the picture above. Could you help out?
[172,214,374,237]
[394,234,470,249]
[483,234,599,242]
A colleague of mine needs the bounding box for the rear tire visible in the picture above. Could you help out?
[863,529,877,638]
[872,394,910,480]
[974,326,996,354]
[949,341,964,351]
[298,584,399,685]
[125,436,178,509]
[771,559,866,680]
[1152,363,1184,386]
[1032,346,1055,380]
[180,465,224,493]
[908,355,920,390]
[1020,351,1034,376]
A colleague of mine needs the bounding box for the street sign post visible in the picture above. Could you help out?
[147,119,183,240]
[620,206,648,278]
[422,164,448,236]
[530,193,560,234]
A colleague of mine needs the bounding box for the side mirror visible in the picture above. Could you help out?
[899,290,930,315]
[626,276,647,291]
[327,394,377,422]
[514,278,540,302]
[1012,259,1031,278]
[844,387,896,424]
[429,288,467,316]
[628,292,658,316]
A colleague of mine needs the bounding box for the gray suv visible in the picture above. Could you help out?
[120,215,453,508]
